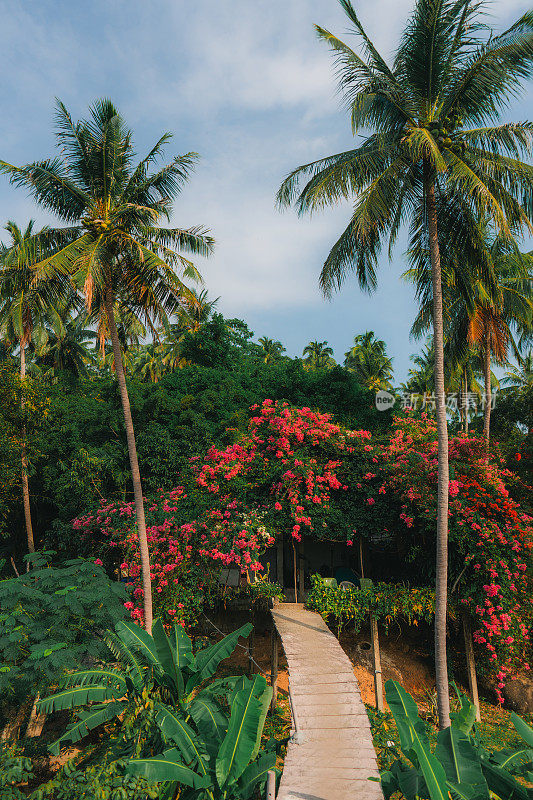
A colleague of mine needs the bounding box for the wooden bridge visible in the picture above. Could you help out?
[272,603,383,800]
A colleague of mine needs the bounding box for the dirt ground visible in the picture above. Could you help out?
[219,616,436,712]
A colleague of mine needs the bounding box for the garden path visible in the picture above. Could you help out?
[272,602,383,800]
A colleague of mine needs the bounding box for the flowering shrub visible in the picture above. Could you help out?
[73,488,274,628]
[192,399,382,544]
[72,401,531,701]
[380,413,533,702]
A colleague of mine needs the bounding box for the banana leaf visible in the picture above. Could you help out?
[492,747,533,774]
[435,726,487,792]
[238,752,277,800]
[58,668,127,691]
[191,623,253,690]
[385,679,430,754]
[188,695,228,742]
[216,674,269,788]
[450,693,477,736]
[127,747,212,789]
[152,619,184,697]
[37,684,123,713]
[481,760,531,800]
[170,621,195,671]
[512,713,533,747]
[411,736,449,800]
[49,701,125,755]
[115,620,160,668]
[154,703,211,780]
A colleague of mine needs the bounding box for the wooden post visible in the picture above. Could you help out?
[266,769,276,800]
[248,627,255,677]
[292,541,298,603]
[462,610,481,721]
[370,614,384,712]
[25,694,46,738]
[276,534,284,588]
[299,541,305,602]
[270,628,278,712]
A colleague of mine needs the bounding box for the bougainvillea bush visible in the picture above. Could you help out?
[380,412,533,702]
[73,401,531,700]
[73,487,275,628]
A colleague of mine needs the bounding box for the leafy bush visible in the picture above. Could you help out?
[380,680,533,800]
[0,552,127,709]
[0,747,157,800]
[74,489,275,628]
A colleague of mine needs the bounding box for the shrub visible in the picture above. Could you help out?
[0,551,127,715]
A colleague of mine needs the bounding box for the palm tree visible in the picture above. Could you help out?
[1,100,214,629]
[344,331,393,390]
[33,302,96,378]
[502,351,533,392]
[302,340,335,369]
[408,229,533,443]
[258,336,286,364]
[0,220,69,555]
[277,0,533,728]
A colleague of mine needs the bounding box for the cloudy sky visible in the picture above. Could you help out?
[0,0,531,380]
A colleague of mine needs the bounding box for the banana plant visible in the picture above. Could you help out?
[380,680,533,800]
[37,620,253,756]
[126,672,276,800]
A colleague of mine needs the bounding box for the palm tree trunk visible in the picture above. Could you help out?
[463,367,469,435]
[20,342,35,555]
[425,169,451,730]
[104,290,153,631]
[483,337,491,448]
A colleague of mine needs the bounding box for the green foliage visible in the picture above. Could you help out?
[39,619,253,756]
[306,574,435,634]
[0,747,158,800]
[40,620,275,800]
[17,346,386,555]
[380,680,533,800]
[0,744,33,800]
[127,672,276,800]
[0,552,127,708]
[0,362,48,538]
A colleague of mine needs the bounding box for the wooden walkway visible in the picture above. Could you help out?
[272,603,383,800]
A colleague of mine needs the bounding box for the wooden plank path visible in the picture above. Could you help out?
[272,603,383,800]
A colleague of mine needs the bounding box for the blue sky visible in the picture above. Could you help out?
[0,0,531,381]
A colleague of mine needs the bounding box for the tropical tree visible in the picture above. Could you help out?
[302,340,335,369]
[1,100,214,629]
[258,336,286,364]
[0,220,69,554]
[32,302,96,378]
[277,0,533,728]
[408,229,533,443]
[344,331,393,390]
[502,350,533,392]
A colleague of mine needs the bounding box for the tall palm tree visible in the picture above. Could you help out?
[344,330,393,390]
[302,339,335,369]
[0,220,69,555]
[258,336,286,363]
[277,0,533,728]
[1,100,214,629]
